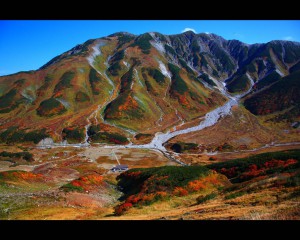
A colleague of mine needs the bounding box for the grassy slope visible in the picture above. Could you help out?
[1,147,299,219]
[109,149,300,219]
[244,70,300,115]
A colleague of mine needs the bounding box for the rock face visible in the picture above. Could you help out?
[0,31,299,142]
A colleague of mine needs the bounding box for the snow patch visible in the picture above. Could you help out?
[20,85,38,103]
[246,72,255,87]
[157,60,171,79]
[134,69,143,86]
[103,55,114,87]
[275,68,285,77]
[123,61,130,69]
[263,59,267,66]
[130,79,134,90]
[133,96,143,105]
[55,98,70,109]
[149,32,156,39]
[37,138,54,146]
[21,90,35,103]
[149,32,165,54]
[86,41,105,66]
[84,122,91,144]
[150,40,165,54]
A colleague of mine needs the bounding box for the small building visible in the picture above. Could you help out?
[111,164,129,172]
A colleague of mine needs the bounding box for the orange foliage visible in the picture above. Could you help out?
[141,193,155,202]
[156,191,168,198]
[18,172,42,181]
[126,194,142,204]
[71,180,82,187]
[187,180,205,192]
[187,174,222,192]
[118,95,139,112]
[98,123,111,132]
[202,174,220,185]
[178,94,190,108]
[52,91,63,98]
[173,187,188,196]
[69,174,104,191]
[80,174,103,185]
[1,171,43,181]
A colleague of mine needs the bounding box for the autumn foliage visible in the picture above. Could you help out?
[209,150,299,183]
[114,166,225,215]
[0,171,43,182]
[61,174,104,192]
[239,159,298,181]
[173,187,188,196]
[115,202,133,216]
[36,98,67,117]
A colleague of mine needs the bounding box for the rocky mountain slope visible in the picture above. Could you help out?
[0,31,299,146]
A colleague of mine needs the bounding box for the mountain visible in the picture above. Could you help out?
[0,31,299,146]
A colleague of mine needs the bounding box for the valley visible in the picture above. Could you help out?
[0,30,299,220]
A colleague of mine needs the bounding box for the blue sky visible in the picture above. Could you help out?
[0,20,299,76]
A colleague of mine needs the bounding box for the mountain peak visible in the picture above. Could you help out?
[108,32,136,37]
[182,30,196,35]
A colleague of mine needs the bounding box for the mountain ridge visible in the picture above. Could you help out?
[1,31,298,77]
[0,31,299,149]
[16,31,299,74]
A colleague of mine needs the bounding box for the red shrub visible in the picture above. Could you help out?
[220,167,237,178]
[114,202,133,216]
[126,194,142,204]
[248,164,258,171]
[240,164,264,180]
[173,187,188,196]
[285,159,298,167]
[264,160,285,169]
[71,180,83,187]
[109,138,122,144]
